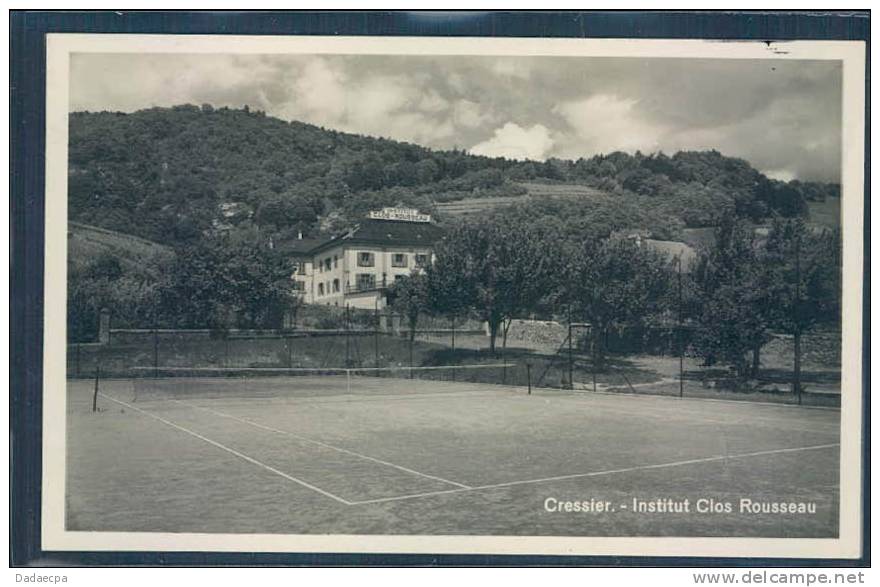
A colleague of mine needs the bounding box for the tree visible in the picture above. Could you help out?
[67,250,166,340]
[158,227,299,329]
[762,216,841,394]
[387,272,430,344]
[561,237,672,371]
[690,215,774,378]
[427,212,559,353]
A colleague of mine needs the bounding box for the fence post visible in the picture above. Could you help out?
[679,343,684,398]
[567,305,573,390]
[678,257,684,398]
[591,325,597,393]
[526,362,531,395]
[344,305,351,367]
[374,302,380,369]
[92,365,100,412]
[451,315,456,381]
[451,315,456,351]
[152,320,159,378]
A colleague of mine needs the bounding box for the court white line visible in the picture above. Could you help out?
[176,400,472,490]
[98,393,354,505]
[349,442,840,505]
[567,386,840,411]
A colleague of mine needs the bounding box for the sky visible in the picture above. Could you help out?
[70,53,843,182]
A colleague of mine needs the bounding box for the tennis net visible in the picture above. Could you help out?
[126,363,519,402]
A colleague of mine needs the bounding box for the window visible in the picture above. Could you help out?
[332,279,340,293]
[317,283,325,296]
[356,273,376,291]
[391,253,408,268]
[333,255,339,268]
[293,261,306,275]
[357,252,375,267]
[415,254,429,267]
[324,258,332,271]
[293,280,305,292]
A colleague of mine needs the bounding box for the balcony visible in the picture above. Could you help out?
[346,277,388,294]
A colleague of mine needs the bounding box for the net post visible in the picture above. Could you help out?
[75,342,81,377]
[526,362,532,395]
[346,368,352,395]
[92,365,100,412]
[287,334,293,368]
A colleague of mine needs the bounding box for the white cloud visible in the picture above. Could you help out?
[418,91,450,113]
[68,54,843,182]
[470,123,555,160]
[762,168,798,182]
[553,94,668,157]
[452,100,493,129]
[289,58,348,124]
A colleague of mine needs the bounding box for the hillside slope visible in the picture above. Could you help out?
[68,221,173,272]
[69,105,838,249]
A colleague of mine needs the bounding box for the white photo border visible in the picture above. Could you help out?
[42,33,866,559]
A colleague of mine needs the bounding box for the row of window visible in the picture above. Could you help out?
[315,274,385,297]
[357,251,429,268]
[304,252,430,272]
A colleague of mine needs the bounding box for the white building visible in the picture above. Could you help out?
[283,208,444,309]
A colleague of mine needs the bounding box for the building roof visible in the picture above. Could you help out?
[276,237,323,257]
[279,219,445,257]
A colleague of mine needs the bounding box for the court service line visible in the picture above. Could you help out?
[98,393,354,505]
[176,400,473,490]
[348,442,840,506]
[569,386,840,412]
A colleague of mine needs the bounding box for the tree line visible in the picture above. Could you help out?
[69,201,840,389]
[389,208,841,387]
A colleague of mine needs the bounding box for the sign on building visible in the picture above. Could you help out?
[368,207,432,223]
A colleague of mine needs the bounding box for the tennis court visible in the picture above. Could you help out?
[66,365,840,537]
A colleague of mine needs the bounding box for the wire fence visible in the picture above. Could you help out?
[68,309,840,407]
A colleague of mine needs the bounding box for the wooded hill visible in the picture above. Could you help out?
[69,104,839,248]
